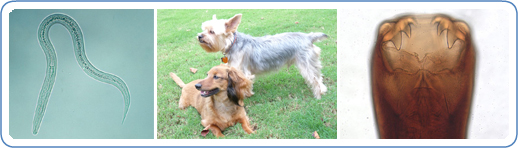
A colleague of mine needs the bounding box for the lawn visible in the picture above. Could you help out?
[157,9,337,139]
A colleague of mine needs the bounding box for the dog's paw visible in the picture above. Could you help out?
[247,75,256,81]
[247,125,258,134]
[320,85,328,95]
[245,91,255,97]
[215,135,225,138]
[245,129,256,135]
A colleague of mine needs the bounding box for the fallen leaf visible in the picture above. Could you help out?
[201,125,211,137]
[295,21,299,24]
[190,68,198,73]
[312,131,320,139]
[261,17,264,20]
[201,129,209,137]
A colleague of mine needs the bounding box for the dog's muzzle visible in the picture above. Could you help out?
[195,83,219,97]
[197,34,205,43]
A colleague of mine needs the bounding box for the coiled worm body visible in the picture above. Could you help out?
[33,13,130,135]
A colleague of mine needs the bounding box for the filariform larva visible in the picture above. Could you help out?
[33,13,130,135]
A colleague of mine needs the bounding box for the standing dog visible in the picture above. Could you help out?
[170,64,255,137]
[197,14,328,99]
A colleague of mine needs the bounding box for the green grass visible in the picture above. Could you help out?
[157,9,337,139]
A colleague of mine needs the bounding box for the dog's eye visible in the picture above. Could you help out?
[213,75,219,79]
[209,30,215,34]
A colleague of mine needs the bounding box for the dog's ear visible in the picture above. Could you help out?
[225,14,242,33]
[227,66,253,106]
[226,75,240,106]
[212,14,217,20]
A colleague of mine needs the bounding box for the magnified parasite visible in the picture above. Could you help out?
[372,14,475,138]
[33,13,130,135]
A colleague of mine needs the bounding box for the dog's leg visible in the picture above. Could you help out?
[246,78,255,98]
[178,96,189,109]
[239,117,254,134]
[295,46,327,99]
[241,68,255,97]
[208,124,225,137]
[246,74,255,97]
[201,120,225,137]
[243,70,255,81]
[314,46,328,96]
[178,91,192,109]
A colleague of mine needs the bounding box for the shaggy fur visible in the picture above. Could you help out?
[197,14,328,99]
[170,64,254,137]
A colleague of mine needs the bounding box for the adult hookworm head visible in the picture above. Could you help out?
[371,14,475,139]
[32,13,131,135]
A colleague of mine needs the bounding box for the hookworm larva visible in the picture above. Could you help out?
[32,13,130,135]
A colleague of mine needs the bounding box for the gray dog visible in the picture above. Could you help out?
[197,14,328,99]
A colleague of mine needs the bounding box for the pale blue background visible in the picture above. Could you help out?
[9,9,154,139]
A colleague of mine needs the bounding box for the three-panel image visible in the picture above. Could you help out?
[6,6,510,143]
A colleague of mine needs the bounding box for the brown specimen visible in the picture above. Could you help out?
[372,14,475,139]
[170,64,255,137]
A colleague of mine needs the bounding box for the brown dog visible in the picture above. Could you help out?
[170,64,255,137]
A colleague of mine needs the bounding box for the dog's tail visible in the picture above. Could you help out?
[169,72,186,88]
[309,32,328,43]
